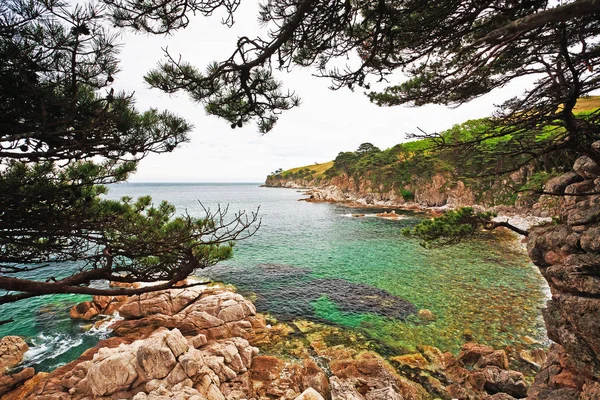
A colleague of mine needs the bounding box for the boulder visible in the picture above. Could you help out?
[481,366,527,398]
[518,349,546,371]
[0,367,34,397]
[364,386,404,400]
[1,371,48,400]
[295,387,326,400]
[456,343,495,367]
[250,355,303,398]
[76,346,141,396]
[188,334,208,349]
[330,352,426,400]
[70,295,129,320]
[132,383,205,399]
[544,172,584,194]
[69,301,100,320]
[329,376,366,400]
[136,332,180,379]
[301,359,330,399]
[0,336,28,375]
[573,156,600,179]
[476,350,510,370]
[580,226,600,252]
[527,344,584,400]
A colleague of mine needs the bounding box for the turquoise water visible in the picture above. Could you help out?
[0,183,548,371]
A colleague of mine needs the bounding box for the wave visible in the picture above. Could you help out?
[90,311,124,335]
[21,318,116,369]
[22,332,84,368]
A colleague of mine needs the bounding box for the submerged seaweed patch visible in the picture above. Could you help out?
[210,263,417,322]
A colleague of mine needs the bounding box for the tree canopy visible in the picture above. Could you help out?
[116,0,600,168]
[3,0,600,302]
[0,0,258,305]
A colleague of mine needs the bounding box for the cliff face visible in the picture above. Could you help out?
[265,169,539,209]
[526,152,600,398]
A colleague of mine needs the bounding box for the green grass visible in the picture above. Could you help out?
[283,161,334,178]
[574,96,600,113]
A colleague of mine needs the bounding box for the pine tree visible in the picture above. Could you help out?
[0,0,258,305]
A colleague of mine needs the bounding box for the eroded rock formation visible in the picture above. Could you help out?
[0,336,28,375]
[0,336,33,397]
[527,150,600,399]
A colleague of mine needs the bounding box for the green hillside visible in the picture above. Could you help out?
[284,161,334,178]
[268,96,600,206]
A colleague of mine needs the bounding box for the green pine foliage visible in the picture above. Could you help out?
[0,0,259,304]
[402,207,496,248]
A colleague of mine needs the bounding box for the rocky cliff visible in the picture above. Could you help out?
[266,169,538,210]
[525,152,600,399]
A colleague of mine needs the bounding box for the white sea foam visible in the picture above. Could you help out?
[89,311,124,336]
[22,333,84,367]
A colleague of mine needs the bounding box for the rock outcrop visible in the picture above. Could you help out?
[392,342,528,400]
[526,149,600,399]
[300,172,476,208]
[0,336,32,397]
[5,284,538,400]
[267,167,524,209]
[69,295,129,320]
[413,173,477,207]
[19,327,257,399]
[109,287,263,342]
[0,336,28,375]
[10,286,340,400]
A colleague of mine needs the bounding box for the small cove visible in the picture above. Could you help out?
[0,183,549,371]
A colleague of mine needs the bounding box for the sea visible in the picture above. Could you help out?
[0,183,549,372]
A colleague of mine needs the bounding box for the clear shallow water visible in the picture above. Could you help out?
[0,183,548,371]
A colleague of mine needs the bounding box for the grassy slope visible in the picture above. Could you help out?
[283,161,334,178]
[573,96,600,113]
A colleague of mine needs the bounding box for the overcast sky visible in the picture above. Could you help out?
[115,2,531,183]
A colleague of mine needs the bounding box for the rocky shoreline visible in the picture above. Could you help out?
[264,150,600,399]
[3,153,600,399]
[296,185,552,235]
[0,284,549,399]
